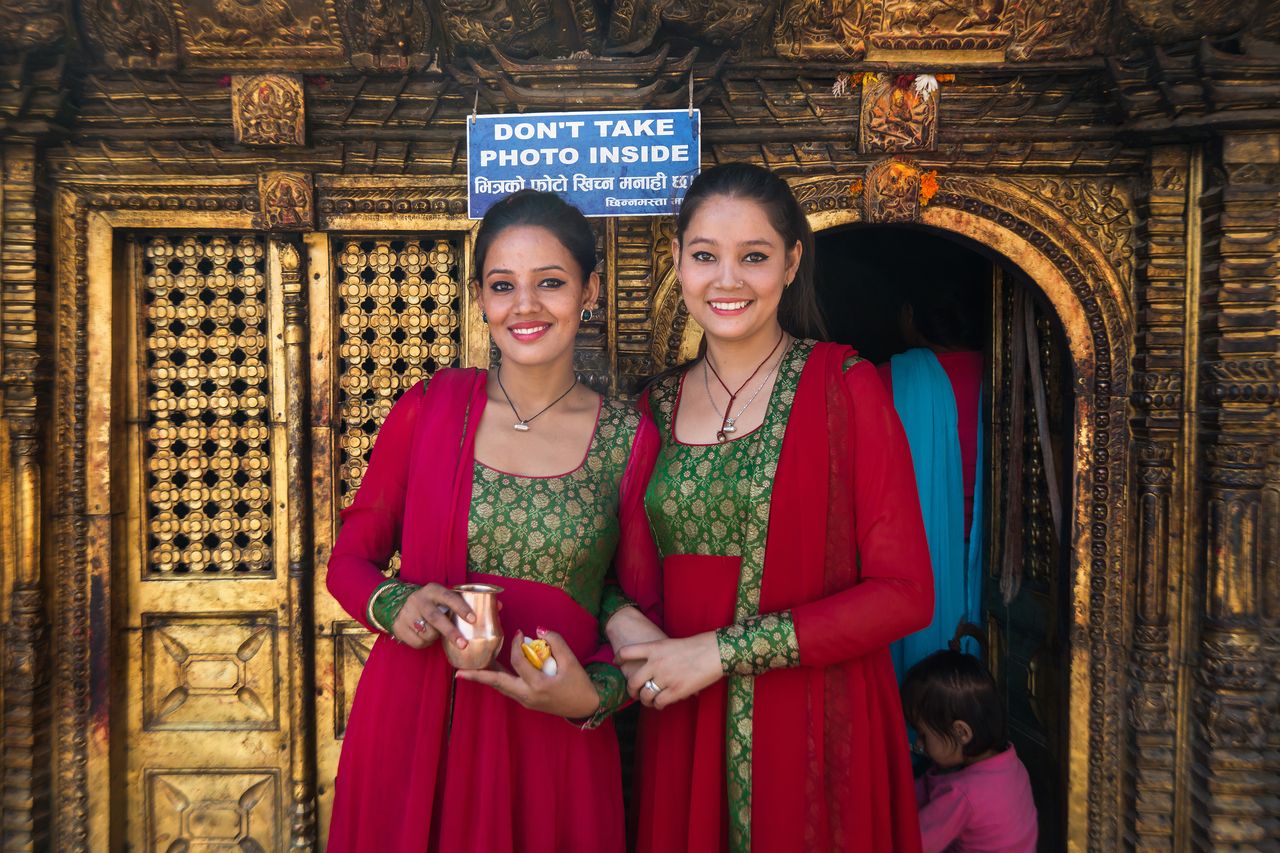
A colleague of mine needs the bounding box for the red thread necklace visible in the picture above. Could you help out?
[703,331,786,442]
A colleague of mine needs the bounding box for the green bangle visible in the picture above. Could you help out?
[366,580,419,633]
[575,663,629,730]
[598,585,640,633]
[715,611,801,676]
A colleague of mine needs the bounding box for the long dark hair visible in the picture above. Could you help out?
[674,163,829,342]
[472,189,597,283]
[900,650,1007,758]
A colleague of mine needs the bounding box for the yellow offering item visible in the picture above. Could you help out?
[521,638,558,676]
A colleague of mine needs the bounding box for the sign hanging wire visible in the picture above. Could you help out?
[687,72,694,116]
[471,89,478,125]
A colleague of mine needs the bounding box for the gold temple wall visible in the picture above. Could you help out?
[0,1,1277,849]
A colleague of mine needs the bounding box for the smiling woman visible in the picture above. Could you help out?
[605,163,933,853]
[324,190,663,852]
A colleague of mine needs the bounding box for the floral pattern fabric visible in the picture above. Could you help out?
[467,399,639,615]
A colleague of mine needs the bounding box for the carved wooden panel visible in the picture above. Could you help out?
[142,614,280,731]
[335,237,461,505]
[146,769,280,851]
[141,234,274,577]
[331,622,373,740]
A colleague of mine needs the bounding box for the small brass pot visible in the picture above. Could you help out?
[443,583,504,670]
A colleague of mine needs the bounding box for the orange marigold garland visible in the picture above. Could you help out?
[919,170,940,206]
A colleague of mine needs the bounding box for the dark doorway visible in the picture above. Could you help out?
[815,224,1074,853]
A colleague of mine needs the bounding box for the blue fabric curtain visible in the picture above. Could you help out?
[889,348,983,678]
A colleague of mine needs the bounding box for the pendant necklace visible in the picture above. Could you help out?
[496,364,578,432]
[703,332,787,442]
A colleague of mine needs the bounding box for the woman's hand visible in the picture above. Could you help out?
[617,632,722,710]
[390,583,476,650]
[604,607,668,682]
[456,630,601,719]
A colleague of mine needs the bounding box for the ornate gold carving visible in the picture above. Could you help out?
[80,0,179,68]
[607,0,772,50]
[773,0,869,60]
[1008,176,1137,289]
[1191,132,1278,849]
[1120,0,1259,45]
[173,0,344,64]
[336,237,460,504]
[141,234,274,576]
[232,75,306,147]
[0,0,66,52]
[1005,0,1104,60]
[439,0,596,58]
[142,615,279,729]
[146,770,280,851]
[4,142,52,852]
[257,172,314,230]
[859,73,939,153]
[872,0,1012,51]
[335,0,432,71]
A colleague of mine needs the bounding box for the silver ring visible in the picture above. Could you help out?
[412,617,428,632]
[643,679,663,695]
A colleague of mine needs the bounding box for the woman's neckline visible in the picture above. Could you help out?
[475,394,605,478]
[668,344,793,447]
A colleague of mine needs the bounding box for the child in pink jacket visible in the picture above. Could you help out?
[901,650,1038,853]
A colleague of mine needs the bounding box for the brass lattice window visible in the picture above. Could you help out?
[141,234,273,576]
[336,237,461,505]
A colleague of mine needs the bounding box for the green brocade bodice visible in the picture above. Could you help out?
[644,340,811,560]
[645,421,757,560]
[466,399,639,614]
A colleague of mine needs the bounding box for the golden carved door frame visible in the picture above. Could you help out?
[69,182,484,850]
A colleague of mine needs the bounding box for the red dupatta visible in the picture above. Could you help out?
[749,342,929,851]
[326,368,488,852]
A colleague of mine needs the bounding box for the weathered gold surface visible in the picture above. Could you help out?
[3,2,1278,851]
[232,75,306,147]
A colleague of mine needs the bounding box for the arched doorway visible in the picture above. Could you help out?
[815,224,1075,849]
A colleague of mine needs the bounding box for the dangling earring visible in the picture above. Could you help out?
[481,311,488,323]
[581,307,593,322]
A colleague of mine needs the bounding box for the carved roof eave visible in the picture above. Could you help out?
[0,53,73,141]
[1106,37,1280,126]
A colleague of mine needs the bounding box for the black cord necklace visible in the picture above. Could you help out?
[496,364,578,432]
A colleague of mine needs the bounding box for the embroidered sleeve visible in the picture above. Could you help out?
[597,584,640,632]
[842,354,867,373]
[715,610,801,676]
[365,579,420,633]
[576,662,630,730]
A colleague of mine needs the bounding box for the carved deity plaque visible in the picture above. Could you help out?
[257,171,313,230]
[232,74,305,147]
[860,73,938,153]
[862,157,939,223]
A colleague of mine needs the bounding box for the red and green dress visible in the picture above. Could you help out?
[326,369,660,853]
[632,339,932,853]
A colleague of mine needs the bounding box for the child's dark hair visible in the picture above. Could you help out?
[901,650,1006,758]
[674,163,828,342]
[472,190,597,283]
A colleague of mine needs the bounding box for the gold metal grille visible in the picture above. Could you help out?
[141,234,273,576]
[336,237,461,505]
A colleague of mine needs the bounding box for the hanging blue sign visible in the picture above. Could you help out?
[467,109,700,219]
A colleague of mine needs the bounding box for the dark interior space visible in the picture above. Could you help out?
[815,225,988,364]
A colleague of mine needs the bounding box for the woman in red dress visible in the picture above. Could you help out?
[325,190,660,852]
[607,163,933,852]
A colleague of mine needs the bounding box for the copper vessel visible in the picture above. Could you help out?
[444,583,504,670]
